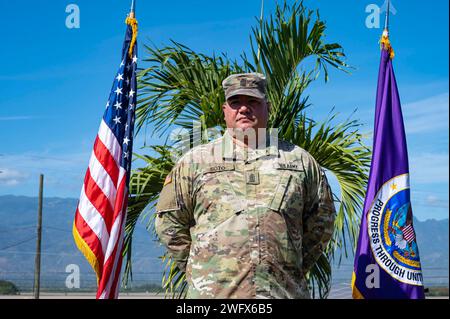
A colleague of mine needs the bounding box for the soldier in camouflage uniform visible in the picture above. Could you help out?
[155,73,336,299]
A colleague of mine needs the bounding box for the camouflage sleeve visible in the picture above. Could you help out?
[154,162,194,273]
[302,164,336,274]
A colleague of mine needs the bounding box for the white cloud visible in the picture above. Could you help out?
[425,195,449,208]
[0,168,29,186]
[352,92,449,137]
[409,153,449,184]
[0,151,90,196]
[0,116,35,121]
[403,93,449,134]
[426,195,439,205]
[0,152,89,176]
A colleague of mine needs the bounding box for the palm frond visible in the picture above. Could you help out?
[136,42,245,137]
[248,0,350,117]
[308,252,332,299]
[122,145,175,287]
[289,112,371,260]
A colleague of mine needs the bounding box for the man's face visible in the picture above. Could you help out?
[222,95,269,132]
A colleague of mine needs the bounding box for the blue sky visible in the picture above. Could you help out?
[0,0,448,221]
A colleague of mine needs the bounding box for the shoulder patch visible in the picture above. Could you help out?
[156,175,180,214]
[163,173,172,186]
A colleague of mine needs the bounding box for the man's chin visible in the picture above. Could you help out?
[235,122,257,131]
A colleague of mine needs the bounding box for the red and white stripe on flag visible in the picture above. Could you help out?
[72,10,138,299]
[72,120,129,299]
[401,224,416,244]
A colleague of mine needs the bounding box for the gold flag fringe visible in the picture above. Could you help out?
[72,221,101,285]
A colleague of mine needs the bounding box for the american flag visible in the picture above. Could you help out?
[401,224,416,244]
[72,13,137,299]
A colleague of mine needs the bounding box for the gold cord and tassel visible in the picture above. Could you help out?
[125,12,138,58]
[380,29,395,59]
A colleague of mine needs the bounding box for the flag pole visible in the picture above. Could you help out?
[126,0,138,58]
[257,0,264,65]
[384,0,390,33]
[381,0,394,58]
[130,0,136,17]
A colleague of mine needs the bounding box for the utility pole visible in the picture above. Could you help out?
[33,174,44,299]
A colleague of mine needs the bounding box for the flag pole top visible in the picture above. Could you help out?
[380,0,394,59]
[129,0,136,18]
[383,0,390,37]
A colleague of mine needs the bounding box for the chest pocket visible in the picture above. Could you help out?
[193,163,245,228]
[268,162,305,259]
[269,162,305,214]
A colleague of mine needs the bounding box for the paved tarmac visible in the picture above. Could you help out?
[0,292,164,299]
[0,292,447,299]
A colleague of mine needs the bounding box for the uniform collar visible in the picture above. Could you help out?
[221,129,279,162]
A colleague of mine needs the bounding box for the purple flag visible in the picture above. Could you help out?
[351,31,425,299]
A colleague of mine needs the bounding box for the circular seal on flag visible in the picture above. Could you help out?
[367,174,423,286]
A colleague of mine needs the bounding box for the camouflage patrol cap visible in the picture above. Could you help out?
[222,73,267,100]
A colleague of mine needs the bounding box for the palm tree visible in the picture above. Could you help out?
[123,0,371,299]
